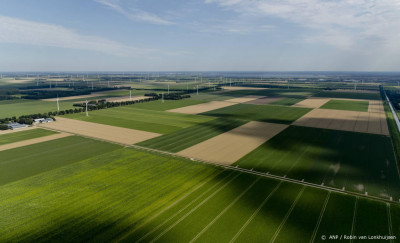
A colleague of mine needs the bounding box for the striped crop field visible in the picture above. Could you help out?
[0,136,120,186]
[235,125,400,200]
[268,97,305,106]
[201,103,311,124]
[64,106,214,134]
[137,118,247,152]
[0,128,57,145]
[313,91,381,100]
[0,145,398,242]
[130,99,208,111]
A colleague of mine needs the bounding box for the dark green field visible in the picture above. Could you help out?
[137,118,247,152]
[320,99,369,112]
[201,104,311,124]
[313,91,380,100]
[269,97,305,106]
[64,106,213,134]
[0,128,57,145]
[235,126,400,200]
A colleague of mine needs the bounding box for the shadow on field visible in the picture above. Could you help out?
[235,125,400,200]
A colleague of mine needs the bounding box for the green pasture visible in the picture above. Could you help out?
[235,126,400,200]
[320,99,369,112]
[0,128,57,146]
[137,118,247,152]
[201,104,311,124]
[65,106,213,134]
[0,99,75,118]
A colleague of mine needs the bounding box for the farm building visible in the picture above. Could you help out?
[6,123,28,130]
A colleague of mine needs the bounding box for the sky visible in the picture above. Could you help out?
[0,0,400,72]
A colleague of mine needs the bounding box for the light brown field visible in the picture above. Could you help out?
[0,132,71,152]
[106,96,150,103]
[225,95,266,103]
[221,86,268,91]
[245,97,284,105]
[167,101,235,115]
[177,121,288,165]
[40,117,161,145]
[293,108,389,135]
[292,98,330,108]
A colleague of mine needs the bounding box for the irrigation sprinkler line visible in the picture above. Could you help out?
[350,197,358,243]
[39,125,400,206]
[270,186,306,243]
[189,177,261,243]
[310,191,331,243]
[230,181,283,243]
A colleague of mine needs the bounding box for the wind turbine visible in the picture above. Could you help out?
[85,100,89,117]
[56,95,60,111]
[162,92,164,103]
[130,90,132,101]
[197,85,199,96]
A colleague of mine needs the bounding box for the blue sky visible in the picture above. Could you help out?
[0,0,399,71]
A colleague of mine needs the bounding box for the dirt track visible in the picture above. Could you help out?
[40,117,161,145]
[167,101,235,114]
[177,121,288,165]
[0,133,71,152]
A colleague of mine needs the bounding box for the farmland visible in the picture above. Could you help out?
[235,126,400,200]
[313,91,381,100]
[0,128,57,145]
[0,99,75,118]
[137,118,247,152]
[1,72,400,242]
[0,136,120,185]
[320,99,370,112]
[65,106,213,134]
[201,103,311,124]
[0,144,398,242]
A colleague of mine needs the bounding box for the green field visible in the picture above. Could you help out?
[0,128,57,145]
[132,99,207,111]
[269,97,305,106]
[0,136,120,186]
[235,126,400,200]
[320,99,369,112]
[64,106,213,134]
[0,99,75,118]
[313,91,381,100]
[201,104,311,124]
[0,144,397,242]
[137,118,247,152]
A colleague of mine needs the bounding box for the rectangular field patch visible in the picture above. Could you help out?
[167,101,235,115]
[225,95,266,103]
[292,98,330,109]
[40,117,161,145]
[244,96,284,105]
[320,99,369,112]
[292,108,389,135]
[177,121,288,164]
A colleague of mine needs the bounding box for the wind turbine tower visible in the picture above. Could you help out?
[56,95,60,111]
[85,100,89,117]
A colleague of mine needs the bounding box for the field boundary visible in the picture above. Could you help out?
[39,126,400,206]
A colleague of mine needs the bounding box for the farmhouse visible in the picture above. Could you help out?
[34,118,54,124]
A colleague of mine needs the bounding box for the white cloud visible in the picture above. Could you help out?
[94,0,173,25]
[206,0,400,52]
[0,15,166,56]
